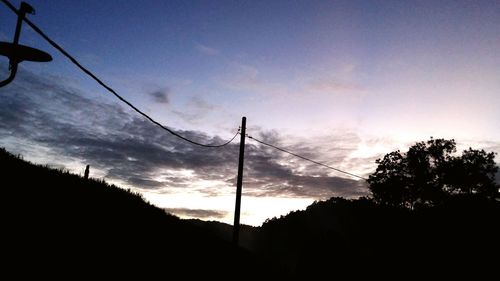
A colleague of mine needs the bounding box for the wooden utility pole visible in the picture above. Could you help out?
[233,116,246,245]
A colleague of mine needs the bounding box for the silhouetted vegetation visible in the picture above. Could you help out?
[368,138,498,208]
[0,148,280,278]
[252,139,499,277]
[2,146,498,278]
[257,196,499,278]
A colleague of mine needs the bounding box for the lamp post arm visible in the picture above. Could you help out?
[0,63,17,87]
[0,1,35,88]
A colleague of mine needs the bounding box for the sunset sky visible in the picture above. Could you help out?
[1,0,499,226]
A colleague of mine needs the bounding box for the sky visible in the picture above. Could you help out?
[1,0,499,226]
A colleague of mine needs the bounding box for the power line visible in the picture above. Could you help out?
[246,134,368,181]
[0,0,239,148]
[0,0,369,177]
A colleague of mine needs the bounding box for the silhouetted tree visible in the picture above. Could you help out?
[367,150,409,207]
[444,148,498,197]
[368,138,498,208]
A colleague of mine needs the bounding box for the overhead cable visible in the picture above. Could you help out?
[247,134,368,180]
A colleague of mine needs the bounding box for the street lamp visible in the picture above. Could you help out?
[0,1,51,88]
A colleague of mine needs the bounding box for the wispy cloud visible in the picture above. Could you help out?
[164,208,227,219]
[189,96,215,111]
[195,43,219,56]
[148,89,170,104]
[172,96,217,123]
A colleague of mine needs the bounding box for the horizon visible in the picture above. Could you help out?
[1,0,499,226]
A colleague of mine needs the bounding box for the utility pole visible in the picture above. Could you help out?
[233,116,246,245]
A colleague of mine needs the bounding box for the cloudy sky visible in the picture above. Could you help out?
[1,0,499,226]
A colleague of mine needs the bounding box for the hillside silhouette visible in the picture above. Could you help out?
[2,147,499,278]
[0,148,280,279]
[256,196,499,278]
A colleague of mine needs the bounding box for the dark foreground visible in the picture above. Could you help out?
[1,148,498,278]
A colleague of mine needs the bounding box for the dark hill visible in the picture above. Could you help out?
[186,218,259,251]
[0,148,280,278]
[3,147,498,278]
[256,196,500,278]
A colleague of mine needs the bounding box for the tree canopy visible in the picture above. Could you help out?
[368,138,498,208]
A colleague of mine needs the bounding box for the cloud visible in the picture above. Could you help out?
[0,66,378,202]
[0,67,243,195]
[242,139,369,200]
[189,96,215,111]
[172,97,217,123]
[195,43,219,56]
[148,89,170,104]
[164,208,227,219]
